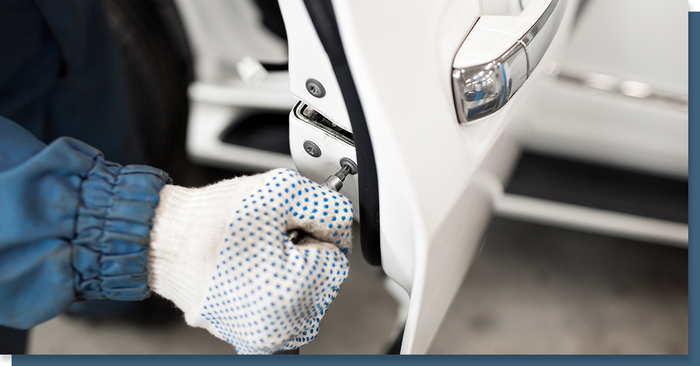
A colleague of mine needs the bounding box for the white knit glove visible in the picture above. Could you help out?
[147,168,352,354]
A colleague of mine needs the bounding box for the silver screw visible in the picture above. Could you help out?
[303,141,322,157]
[305,79,326,98]
[339,157,358,175]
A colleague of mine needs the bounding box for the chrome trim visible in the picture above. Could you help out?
[547,65,689,110]
[453,43,528,123]
[520,0,563,75]
[517,39,530,76]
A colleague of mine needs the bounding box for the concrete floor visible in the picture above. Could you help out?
[27,217,688,355]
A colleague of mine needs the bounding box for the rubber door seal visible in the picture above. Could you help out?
[303,0,382,266]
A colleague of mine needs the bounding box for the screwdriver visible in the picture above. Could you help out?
[288,158,357,244]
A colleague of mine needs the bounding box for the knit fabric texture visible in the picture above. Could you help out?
[148,168,352,354]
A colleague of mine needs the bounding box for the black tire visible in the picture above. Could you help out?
[101,0,192,169]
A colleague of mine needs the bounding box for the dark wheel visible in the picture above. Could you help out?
[101,0,192,170]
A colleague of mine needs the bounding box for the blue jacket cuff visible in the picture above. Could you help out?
[72,158,171,301]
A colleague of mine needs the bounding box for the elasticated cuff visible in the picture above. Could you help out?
[147,178,262,319]
[72,156,171,300]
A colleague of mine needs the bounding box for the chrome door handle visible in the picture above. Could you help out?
[452,0,567,124]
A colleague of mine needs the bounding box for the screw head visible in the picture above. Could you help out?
[305,79,326,98]
[303,141,322,157]
[339,157,358,175]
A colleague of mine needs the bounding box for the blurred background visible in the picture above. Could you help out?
[2,0,688,355]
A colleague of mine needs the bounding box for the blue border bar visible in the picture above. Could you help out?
[7,355,693,365]
[687,9,698,366]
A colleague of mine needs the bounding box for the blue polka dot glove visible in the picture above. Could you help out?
[147,169,352,354]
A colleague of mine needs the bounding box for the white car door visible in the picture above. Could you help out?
[280,0,579,353]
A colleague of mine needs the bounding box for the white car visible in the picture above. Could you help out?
[130,0,687,354]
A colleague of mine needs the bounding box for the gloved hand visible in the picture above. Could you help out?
[147,168,353,354]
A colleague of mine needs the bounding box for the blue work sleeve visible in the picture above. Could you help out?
[0,116,171,329]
